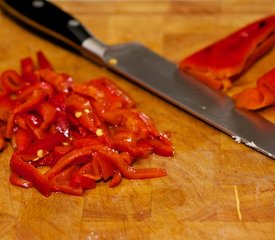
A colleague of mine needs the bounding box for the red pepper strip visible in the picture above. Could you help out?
[109,170,122,188]
[65,93,100,132]
[37,51,53,70]
[37,69,72,92]
[10,154,51,196]
[1,70,23,93]
[15,128,33,152]
[72,158,102,181]
[95,152,115,180]
[94,147,167,179]
[18,132,66,160]
[38,102,56,130]
[5,89,47,138]
[179,15,275,90]
[45,146,99,178]
[14,89,47,115]
[70,173,96,190]
[71,83,105,103]
[9,171,33,188]
[147,133,174,157]
[233,67,275,109]
[89,78,135,109]
[16,82,54,101]
[50,165,83,196]
[21,57,38,84]
[111,132,153,158]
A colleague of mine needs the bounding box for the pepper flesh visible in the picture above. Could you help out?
[179,15,275,90]
[233,67,275,109]
[0,52,174,196]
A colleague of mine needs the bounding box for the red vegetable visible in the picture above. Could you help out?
[0,51,174,196]
[233,67,275,109]
[179,15,275,90]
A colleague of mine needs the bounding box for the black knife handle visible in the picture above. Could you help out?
[1,0,107,64]
[2,0,92,45]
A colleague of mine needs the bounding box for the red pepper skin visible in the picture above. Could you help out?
[233,67,275,109]
[179,15,275,90]
[37,51,53,70]
[109,170,122,188]
[10,171,33,188]
[50,165,83,196]
[88,78,135,110]
[21,57,38,84]
[0,70,23,93]
[10,154,51,196]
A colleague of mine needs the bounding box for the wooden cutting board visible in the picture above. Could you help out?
[0,1,275,239]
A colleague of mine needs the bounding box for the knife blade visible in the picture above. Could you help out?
[1,0,275,159]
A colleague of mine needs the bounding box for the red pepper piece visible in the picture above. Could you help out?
[233,67,275,109]
[147,133,174,157]
[5,89,47,138]
[50,165,83,195]
[111,132,154,158]
[89,78,135,109]
[179,15,275,90]
[1,70,23,93]
[37,102,57,130]
[70,173,96,190]
[109,170,122,188]
[37,51,53,70]
[10,171,33,188]
[18,132,66,160]
[10,154,51,196]
[37,69,72,92]
[65,93,100,133]
[14,128,33,152]
[95,152,115,180]
[21,57,38,84]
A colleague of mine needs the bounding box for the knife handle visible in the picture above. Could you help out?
[1,0,107,64]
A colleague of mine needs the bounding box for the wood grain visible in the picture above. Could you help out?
[0,1,275,239]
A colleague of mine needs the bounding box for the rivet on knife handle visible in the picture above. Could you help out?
[1,0,108,64]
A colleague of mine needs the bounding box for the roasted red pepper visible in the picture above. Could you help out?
[233,67,275,109]
[179,15,275,90]
[0,51,174,196]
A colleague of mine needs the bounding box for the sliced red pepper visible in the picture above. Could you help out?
[1,70,23,93]
[10,154,51,196]
[233,67,275,109]
[37,51,53,70]
[21,57,38,84]
[89,78,135,110]
[179,15,275,90]
[109,170,122,188]
[1,51,173,196]
[50,165,83,196]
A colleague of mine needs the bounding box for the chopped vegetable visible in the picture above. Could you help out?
[0,51,174,197]
[233,67,275,109]
[179,15,275,90]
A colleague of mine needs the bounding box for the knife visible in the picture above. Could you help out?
[1,0,275,159]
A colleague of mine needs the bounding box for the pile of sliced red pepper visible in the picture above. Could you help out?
[0,51,174,197]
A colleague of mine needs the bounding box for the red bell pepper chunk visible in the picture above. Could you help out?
[179,15,275,90]
[233,67,275,109]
